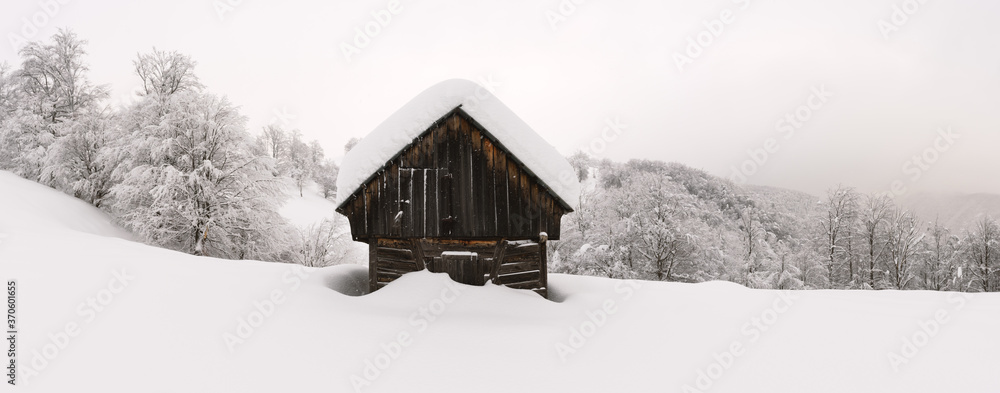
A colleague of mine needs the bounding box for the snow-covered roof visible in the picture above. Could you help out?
[335,79,581,209]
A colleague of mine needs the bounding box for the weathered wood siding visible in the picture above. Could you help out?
[339,108,570,242]
[370,238,547,297]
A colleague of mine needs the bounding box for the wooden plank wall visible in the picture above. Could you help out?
[371,238,547,297]
[493,241,546,297]
[371,238,423,292]
[341,109,569,242]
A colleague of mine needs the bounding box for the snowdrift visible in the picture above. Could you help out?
[2,170,999,393]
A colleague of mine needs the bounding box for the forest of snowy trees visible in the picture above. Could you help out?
[0,29,348,266]
[2,30,997,292]
[552,154,1000,292]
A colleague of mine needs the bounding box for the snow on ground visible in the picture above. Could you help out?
[335,79,581,209]
[0,171,131,240]
[277,179,367,264]
[3,170,1000,392]
[278,180,337,229]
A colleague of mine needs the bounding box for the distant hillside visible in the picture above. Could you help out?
[663,164,822,243]
[742,184,821,210]
[560,159,827,286]
[742,184,823,241]
[594,160,824,242]
[898,192,1000,231]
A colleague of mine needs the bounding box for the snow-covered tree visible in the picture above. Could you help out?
[287,130,312,197]
[254,125,327,197]
[110,89,287,259]
[774,240,804,289]
[919,217,960,290]
[0,72,49,179]
[344,137,360,154]
[630,173,702,281]
[818,185,859,288]
[314,158,339,199]
[885,207,921,289]
[794,248,826,289]
[15,29,115,200]
[964,216,999,292]
[292,217,355,267]
[18,29,108,124]
[567,150,592,182]
[0,63,18,115]
[1,30,108,186]
[858,194,892,288]
[738,205,778,288]
[257,124,288,169]
[41,111,119,206]
[309,140,324,168]
[573,243,640,280]
[133,48,202,97]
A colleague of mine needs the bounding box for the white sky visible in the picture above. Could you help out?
[2,0,998,196]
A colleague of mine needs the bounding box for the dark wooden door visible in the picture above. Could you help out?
[396,168,451,238]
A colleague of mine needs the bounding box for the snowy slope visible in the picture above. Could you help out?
[279,181,338,229]
[0,171,132,240]
[3,170,1000,393]
[277,179,367,264]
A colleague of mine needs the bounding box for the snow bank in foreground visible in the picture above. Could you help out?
[335,79,581,209]
[4,170,1000,393]
[320,263,369,296]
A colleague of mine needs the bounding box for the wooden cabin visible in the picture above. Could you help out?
[335,80,578,298]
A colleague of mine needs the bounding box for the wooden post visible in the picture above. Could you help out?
[539,234,548,299]
[369,238,378,293]
[489,239,508,284]
[410,238,426,270]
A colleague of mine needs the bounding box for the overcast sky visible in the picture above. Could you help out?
[2,0,998,196]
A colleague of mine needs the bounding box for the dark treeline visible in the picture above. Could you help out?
[552,154,999,292]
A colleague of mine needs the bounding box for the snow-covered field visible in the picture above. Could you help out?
[278,181,340,229]
[2,170,999,393]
